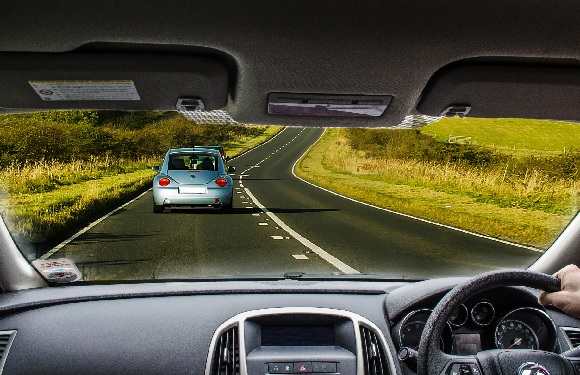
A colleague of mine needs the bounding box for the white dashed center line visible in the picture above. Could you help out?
[244,188,359,274]
[236,128,360,274]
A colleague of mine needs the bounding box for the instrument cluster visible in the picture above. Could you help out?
[392,289,558,356]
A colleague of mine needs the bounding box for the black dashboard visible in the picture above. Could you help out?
[0,278,578,375]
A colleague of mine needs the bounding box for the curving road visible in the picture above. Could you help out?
[48,127,540,281]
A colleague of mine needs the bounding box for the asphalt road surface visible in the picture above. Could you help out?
[49,127,541,281]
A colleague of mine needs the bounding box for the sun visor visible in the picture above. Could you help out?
[0,53,228,112]
[417,64,580,121]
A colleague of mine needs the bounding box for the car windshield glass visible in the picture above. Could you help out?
[0,112,578,282]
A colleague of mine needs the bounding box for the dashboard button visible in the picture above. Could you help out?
[269,363,293,373]
[294,362,313,373]
[447,363,480,375]
[312,362,337,373]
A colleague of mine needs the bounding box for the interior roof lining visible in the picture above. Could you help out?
[1,0,579,126]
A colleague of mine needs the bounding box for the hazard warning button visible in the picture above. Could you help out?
[293,362,312,373]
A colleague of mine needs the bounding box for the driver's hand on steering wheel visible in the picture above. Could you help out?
[539,264,580,318]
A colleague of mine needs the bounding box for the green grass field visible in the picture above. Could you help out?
[423,118,580,154]
[295,128,578,249]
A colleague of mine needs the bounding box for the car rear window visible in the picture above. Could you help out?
[169,153,217,171]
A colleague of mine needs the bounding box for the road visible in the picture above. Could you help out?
[50,127,540,281]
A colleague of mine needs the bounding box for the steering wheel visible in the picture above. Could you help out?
[416,270,575,375]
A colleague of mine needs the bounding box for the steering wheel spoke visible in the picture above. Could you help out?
[477,349,575,375]
[439,354,482,375]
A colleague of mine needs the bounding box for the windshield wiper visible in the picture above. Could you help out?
[50,270,424,285]
[283,272,424,282]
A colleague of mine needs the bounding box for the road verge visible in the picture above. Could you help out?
[294,129,574,249]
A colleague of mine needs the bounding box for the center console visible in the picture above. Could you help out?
[205,307,395,375]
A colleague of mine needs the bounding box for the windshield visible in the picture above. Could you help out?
[0,111,578,282]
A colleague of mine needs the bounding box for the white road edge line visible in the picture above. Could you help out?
[291,130,544,253]
[244,187,360,274]
[40,188,153,260]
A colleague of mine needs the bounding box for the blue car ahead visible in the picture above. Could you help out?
[152,148,236,213]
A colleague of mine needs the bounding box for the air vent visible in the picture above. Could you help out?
[210,326,239,375]
[562,327,580,348]
[360,326,389,375]
[0,330,16,373]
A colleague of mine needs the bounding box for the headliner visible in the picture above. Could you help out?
[1,0,579,126]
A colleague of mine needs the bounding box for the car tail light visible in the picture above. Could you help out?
[159,178,170,186]
[215,178,227,187]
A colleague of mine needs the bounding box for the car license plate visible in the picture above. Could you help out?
[179,186,207,194]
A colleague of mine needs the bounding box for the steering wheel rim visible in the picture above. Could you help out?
[416,269,562,375]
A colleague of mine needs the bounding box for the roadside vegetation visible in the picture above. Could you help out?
[296,119,580,249]
[0,111,282,251]
[423,117,580,155]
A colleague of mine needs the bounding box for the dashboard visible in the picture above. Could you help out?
[0,278,578,375]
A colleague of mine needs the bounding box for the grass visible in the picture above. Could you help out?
[0,125,283,250]
[1,170,154,243]
[0,157,155,195]
[423,118,580,155]
[295,128,578,248]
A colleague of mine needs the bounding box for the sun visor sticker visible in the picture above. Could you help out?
[32,258,82,283]
[29,80,141,101]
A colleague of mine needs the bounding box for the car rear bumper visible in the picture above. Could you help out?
[153,186,233,206]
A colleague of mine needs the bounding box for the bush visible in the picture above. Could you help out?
[344,128,580,182]
[0,111,266,165]
[28,110,99,126]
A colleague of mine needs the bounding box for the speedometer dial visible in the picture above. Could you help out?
[495,319,539,350]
